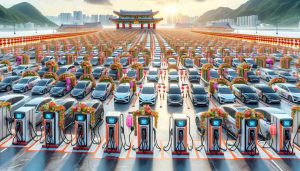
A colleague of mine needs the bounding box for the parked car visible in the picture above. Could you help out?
[12,76,40,93]
[152,58,161,67]
[104,57,114,67]
[75,68,84,79]
[271,83,300,103]
[120,57,129,67]
[23,97,53,124]
[213,58,223,67]
[184,58,193,68]
[137,57,145,66]
[38,67,49,77]
[213,85,235,104]
[232,84,259,104]
[91,57,99,66]
[243,58,257,68]
[71,81,93,99]
[50,81,72,97]
[12,64,39,76]
[92,67,105,79]
[232,58,241,68]
[198,58,208,67]
[147,68,159,82]
[0,76,21,92]
[56,65,76,76]
[188,69,200,82]
[189,84,209,106]
[223,68,238,82]
[108,69,118,80]
[31,78,55,95]
[74,56,84,65]
[167,83,183,106]
[92,82,112,101]
[55,98,78,125]
[271,52,283,61]
[168,58,177,65]
[58,56,67,65]
[247,71,260,83]
[210,69,220,79]
[139,83,157,105]
[0,94,30,112]
[253,84,281,104]
[114,83,133,103]
[41,56,55,65]
[278,71,297,83]
[168,69,179,82]
[260,69,279,82]
[127,69,137,80]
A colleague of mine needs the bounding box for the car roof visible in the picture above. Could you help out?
[119,83,129,86]
[144,83,155,87]
[0,94,28,100]
[55,98,77,105]
[26,97,52,105]
[255,107,289,117]
[169,83,179,88]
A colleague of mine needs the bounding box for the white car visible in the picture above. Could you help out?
[260,69,279,82]
[114,83,134,103]
[223,68,238,82]
[214,58,223,67]
[139,83,157,105]
[168,69,179,82]
[213,85,235,104]
[272,83,300,103]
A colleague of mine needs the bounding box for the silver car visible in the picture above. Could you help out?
[139,83,157,105]
[272,83,300,103]
[13,76,40,93]
[147,69,159,82]
[168,69,179,82]
[260,69,279,82]
[114,83,134,103]
[213,85,235,104]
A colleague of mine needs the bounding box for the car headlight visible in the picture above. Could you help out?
[292,96,299,100]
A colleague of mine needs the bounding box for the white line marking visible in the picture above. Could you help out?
[62,153,68,159]
[271,160,284,171]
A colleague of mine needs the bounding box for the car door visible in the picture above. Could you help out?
[280,85,289,98]
[255,87,263,99]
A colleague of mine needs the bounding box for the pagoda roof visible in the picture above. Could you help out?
[110,17,163,23]
[113,10,159,16]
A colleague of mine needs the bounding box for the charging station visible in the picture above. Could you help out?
[293,110,300,147]
[204,118,224,155]
[73,113,91,150]
[0,106,10,141]
[104,111,123,153]
[135,115,154,154]
[238,119,259,155]
[164,114,193,155]
[42,112,63,148]
[267,114,294,155]
[13,106,36,145]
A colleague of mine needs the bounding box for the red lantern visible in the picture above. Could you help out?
[269,124,276,137]
[181,86,184,91]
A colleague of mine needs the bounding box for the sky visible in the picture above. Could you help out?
[1,0,248,17]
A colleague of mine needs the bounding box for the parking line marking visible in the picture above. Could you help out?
[62,153,68,159]
[271,160,284,171]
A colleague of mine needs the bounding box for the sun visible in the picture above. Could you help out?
[165,6,177,15]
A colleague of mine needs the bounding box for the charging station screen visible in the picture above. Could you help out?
[175,120,187,127]
[14,113,24,119]
[138,117,149,125]
[246,119,258,127]
[281,120,293,127]
[76,114,86,121]
[43,112,54,119]
[106,117,117,124]
[210,119,222,126]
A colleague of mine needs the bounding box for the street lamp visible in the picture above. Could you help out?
[276,23,279,35]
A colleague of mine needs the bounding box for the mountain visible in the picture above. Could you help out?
[198,0,300,26]
[0,2,56,26]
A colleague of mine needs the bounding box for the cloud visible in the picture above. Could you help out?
[84,0,112,5]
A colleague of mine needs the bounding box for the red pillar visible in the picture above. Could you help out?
[153,23,156,29]
[148,24,150,29]
[116,23,119,29]
[129,23,132,29]
[141,24,144,29]
[122,23,125,29]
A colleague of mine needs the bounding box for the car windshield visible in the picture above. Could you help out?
[77,68,84,73]
[169,59,176,62]
[77,57,83,60]
[154,59,160,62]
[2,77,12,83]
[210,71,219,78]
[41,67,48,71]
[189,71,198,75]
[109,70,117,74]
[95,84,107,91]
[246,59,255,64]
[55,81,65,87]
[16,66,25,70]
[239,86,255,93]
[288,87,300,93]
[37,80,48,86]
[142,87,154,94]
[233,59,240,63]
[281,73,291,76]
[106,58,113,62]
[170,71,178,75]
[185,59,192,63]
[228,71,238,77]
[19,78,30,84]
[149,71,157,75]
[247,72,255,76]
[268,71,276,75]
[200,59,207,63]
[259,87,275,93]
[193,87,206,94]
[169,87,181,94]
[120,58,127,62]
[218,87,232,94]
[117,86,129,93]
[24,104,37,108]
[57,68,67,75]
[93,69,102,73]
[127,71,136,77]
[216,59,223,63]
[75,82,86,89]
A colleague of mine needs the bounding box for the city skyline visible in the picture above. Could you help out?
[1,0,247,17]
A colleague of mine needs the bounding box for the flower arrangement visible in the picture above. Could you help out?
[46,60,58,72]
[235,109,264,134]
[22,70,38,77]
[166,49,174,56]
[167,64,179,71]
[256,56,267,68]
[66,54,75,65]
[43,72,58,80]
[132,105,159,135]
[268,78,286,87]
[224,56,233,66]
[0,101,11,109]
[110,62,123,79]
[201,63,214,81]
[142,54,151,66]
[193,56,203,67]
[21,54,30,65]
[99,75,115,91]
[291,106,300,132]
[0,60,12,71]
[141,48,151,56]
[83,54,91,61]
[131,63,143,81]
[70,102,96,127]
[120,76,137,92]
[218,63,231,76]
[231,77,247,86]
[39,101,66,130]
[237,63,251,79]
[58,73,77,87]
[180,55,191,65]
[200,108,228,130]
[209,78,230,94]
[80,61,92,74]
[179,48,188,56]
[80,74,96,88]
[280,56,292,69]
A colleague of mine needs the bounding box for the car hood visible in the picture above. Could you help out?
[71,89,84,96]
[243,93,258,99]
[0,82,9,87]
[140,94,155,100]
[265,93,280,99]
[115,92,130,98]
[193,94,207,100]
[32,86,46,91]
[51,87,65,93]
[169,94,181,100]
[13,83,26,89]
[218,93,235,99]
[92,90,105,97]
[292,93,300,98]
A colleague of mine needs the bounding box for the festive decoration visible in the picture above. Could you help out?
[99,75,115,91]
[110,62,123,79]
[209,78,230,94]
[22,70,38,77]
[218,63,231,76]
[80,74,96,88]
[131,63,143,81]
[45,60,58,72]
[120,76,137,92]
[58,73,77,87]
[66,54,75,65]
[224,56,233,66]
[201,63,214,81]
[0,102,11,109]
[39,101,66,130]
[268,78,286,86]
[237,63,251,79]
[279,56,292,69]
[132,105,159,135]
[43,72,58,80]
[231,77,247,85]
[180,55,191,65]
[200,108,228,130]
[70,102,96,127]
[80,61,92,74]
[0,60,12,71]
[235,109,264,134]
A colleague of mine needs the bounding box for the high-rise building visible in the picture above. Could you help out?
[91,15,99,23]
[236,15,258,28]
[99,15,113,25]
[73,11,83,24]
[59,13,72,24]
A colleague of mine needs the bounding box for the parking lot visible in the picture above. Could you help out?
[0,29,300,171]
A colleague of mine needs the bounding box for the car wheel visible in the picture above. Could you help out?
[288,96,293,102]
[6,86,11,91]
[262,96,268,103]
